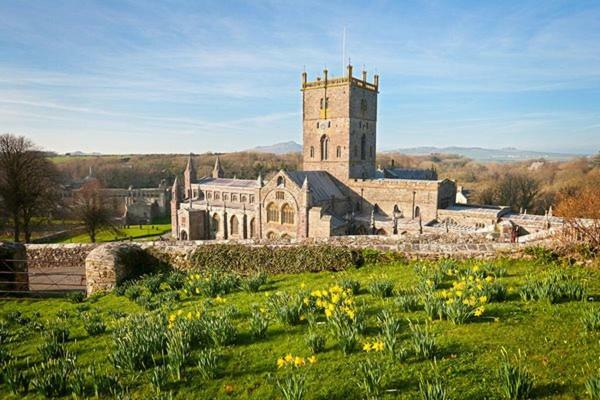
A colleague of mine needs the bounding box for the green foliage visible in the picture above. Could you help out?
[419,361,449,400]
[356,357,385,400]
[328,310,359,355]
[166,326,191,381]
[520,269,585,303]
[581,305,600,332]
[67,291,86,303]
[240,271,268,292]
[409,320,436,359]
[249,306,270,339]
[377,310,402,359]
[395,290,421,312]
[267,291,306,326]
[111,313,166,372]
[150,364,170,395]
[498,348,534,400]
[196,348,219,380]
[524,246,559,264]
[586,370,600,399]
[305,330,326,354]
[204,311,238,346]
[3,359,29,394]
[367,278,395,298]
[82,312,107,336]
[339,278,361,295]
[30,356,75,397]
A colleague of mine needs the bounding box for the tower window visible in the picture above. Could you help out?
[320,135,329,160]
[276,191,285,200]
[328,121,331,128]
[360,134,366,161]
[336,146,341,158]
[319,97,329,109]
[310,146,314,158]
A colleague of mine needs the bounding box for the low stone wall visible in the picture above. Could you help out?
[25,243,98,269]
[85,243,158,295]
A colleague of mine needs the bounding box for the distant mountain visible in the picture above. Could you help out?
[64,151,102,156]
[384,146,586,162]
[246,141,302,154]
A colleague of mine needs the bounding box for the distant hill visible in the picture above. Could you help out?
[65,151,103,156]
[246,141,302,154]
[384,146,586,162]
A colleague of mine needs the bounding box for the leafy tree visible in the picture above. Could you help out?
[75,180,120,242]
[0,134,61,242]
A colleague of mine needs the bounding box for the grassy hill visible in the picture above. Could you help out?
[0,256,599,399]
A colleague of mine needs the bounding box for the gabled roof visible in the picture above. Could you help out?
[378,168,437,180]
[285,171,345,203]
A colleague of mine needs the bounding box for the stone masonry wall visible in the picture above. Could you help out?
[25,243,98,269]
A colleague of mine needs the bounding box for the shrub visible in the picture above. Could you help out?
[267,292,306,326]
[240,272,268,292]
[196,348,219,380]
[30,356,75,397]
[165,271,186,290]
[524,246,559,264]
[499,348,534,400]
[367,278,394,298]
[249,306,270,339]
[67,291,86,303]
[82,312,107,336]
[356,358,385,400]
[409,320,436,359]
[124,284,143,301]
[305,330,326,354]
[582,306,600,332]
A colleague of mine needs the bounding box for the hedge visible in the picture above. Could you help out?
[188,244,407,275]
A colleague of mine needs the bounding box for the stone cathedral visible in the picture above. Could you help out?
[171,65,558,241]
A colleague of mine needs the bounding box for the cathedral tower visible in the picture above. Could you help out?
[301,65,379,181]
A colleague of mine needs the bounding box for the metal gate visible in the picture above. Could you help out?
[0,258,86,297]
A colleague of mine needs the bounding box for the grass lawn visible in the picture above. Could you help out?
[0,258,599,399]
[57,223,171,243]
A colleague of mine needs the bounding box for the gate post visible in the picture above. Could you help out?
[0,242,28,292]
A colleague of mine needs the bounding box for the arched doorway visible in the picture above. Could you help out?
[414,206,421,219]
[211,213,220,238]
[180,230,188,240]
[249,217,256,238]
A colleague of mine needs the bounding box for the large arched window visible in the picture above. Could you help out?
[266,203,279,223]
[230,215,239,235]
[320,135,329,160]
[360,134,366,161]
[281,203,295,224]
[212,213,220,233]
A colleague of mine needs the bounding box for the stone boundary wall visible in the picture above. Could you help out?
[0,242,28,291]
[25,243,98,269]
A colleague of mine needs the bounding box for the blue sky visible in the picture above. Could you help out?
[1,0,599,154]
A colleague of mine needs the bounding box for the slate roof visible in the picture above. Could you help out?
[378,168,438,180]
[285,171,346,203]
[196,177,260,189]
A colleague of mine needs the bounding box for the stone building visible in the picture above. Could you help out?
[171,65,557,240]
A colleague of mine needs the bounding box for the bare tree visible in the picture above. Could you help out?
[74,180,120,243]
[496,173,540,212]
[0,134,61,242]
[555,186,600,251]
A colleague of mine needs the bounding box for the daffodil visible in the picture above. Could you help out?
[308,355,317,364]
[284,354,293,363]
[277,358,286,368]
[294,356,305,367]
[363,342,372,352]
[372,341,385,352]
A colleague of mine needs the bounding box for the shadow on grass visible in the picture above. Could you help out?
[531,381,569,397]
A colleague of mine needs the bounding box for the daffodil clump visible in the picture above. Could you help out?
[182,273,205,297]
[439,272,492,324]
[362,339,385,353]
[167,308,202,329]
[275,354,317,400]
[310,285,363,354]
